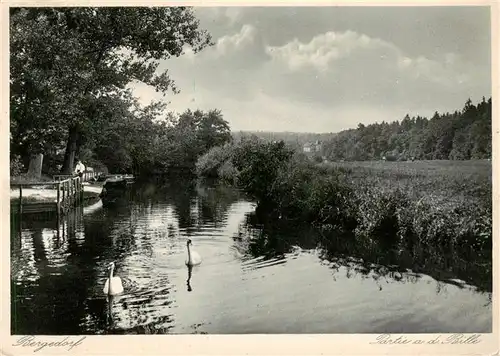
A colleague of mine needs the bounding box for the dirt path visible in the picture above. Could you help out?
[10,184,103,201]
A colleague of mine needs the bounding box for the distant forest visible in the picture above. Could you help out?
[232,131,335,151]
[235,97,492,161]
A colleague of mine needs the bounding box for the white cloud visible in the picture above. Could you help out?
[130,76,411,133]
[171,24,265,70]
[130,10,490,133]
[396,54,473,88]
[259,29,485,114]
[223,7,243,26]
[265,30,472,89]
[215,24,258,56]
[266,31,396,72]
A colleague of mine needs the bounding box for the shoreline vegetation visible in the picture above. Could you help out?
[195,138,492,293]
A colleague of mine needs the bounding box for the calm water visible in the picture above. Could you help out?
[11,179,492,334]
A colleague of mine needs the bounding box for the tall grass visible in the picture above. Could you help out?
[196,142,492,290]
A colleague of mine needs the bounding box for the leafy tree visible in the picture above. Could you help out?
[10,7,213,174]
[233,139,294,203]
[90,95,168,174]
[197,109,232,151]
[449,128,471,160]
[155,109,232,172]
[195,143,234,178]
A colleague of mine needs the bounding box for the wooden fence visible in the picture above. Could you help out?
[53,170,100,182]
[11,176,86,216]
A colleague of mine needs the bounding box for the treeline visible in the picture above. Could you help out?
[322,97,492,161]
[232,131,336,151]
[12,104,232,177]
[85,108,231,176]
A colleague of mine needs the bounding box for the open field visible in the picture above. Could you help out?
[319,159,492,209]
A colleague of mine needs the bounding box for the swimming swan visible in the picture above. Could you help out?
[103,262,124,296]
[185,239,202,266]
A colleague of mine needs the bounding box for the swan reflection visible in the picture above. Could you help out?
[106,295,115,329]
[187,265,193,292]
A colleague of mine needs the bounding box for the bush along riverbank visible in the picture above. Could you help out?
[196,138,492,292]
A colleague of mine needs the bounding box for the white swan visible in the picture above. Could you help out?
[103,262,124,296]
[185,239,202,266]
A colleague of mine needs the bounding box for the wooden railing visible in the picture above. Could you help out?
[11,176,85,216]
[53,170,100,182]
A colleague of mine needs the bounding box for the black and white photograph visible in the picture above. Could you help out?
[4,2,496,345]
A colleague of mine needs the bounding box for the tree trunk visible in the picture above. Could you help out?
[61,125,79,174]
[27,153,44,179]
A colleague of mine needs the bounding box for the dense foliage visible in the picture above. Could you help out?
[10,7,212,174]
[195,143,235,179]
[88,108,232,175]
[10,154,24,177]
[322,98,492,161]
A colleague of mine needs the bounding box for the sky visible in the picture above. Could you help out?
[130,6,492,133]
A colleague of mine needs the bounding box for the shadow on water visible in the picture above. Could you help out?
[11,208,106,334]
[237,207,492,298]
[11,176,492,334]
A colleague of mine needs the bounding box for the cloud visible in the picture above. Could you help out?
[215,24,257,56]
[181,24,258,60]
[131,74,411,133]
[265,29,470,86]
[181,25,483,112]
[158,24,268,102]
[261,29,486,113]
[130,8,490,133]
[265,31,394,72]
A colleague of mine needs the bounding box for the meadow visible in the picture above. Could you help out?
[320,159,492,210]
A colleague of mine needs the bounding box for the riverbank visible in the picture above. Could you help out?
[10,184,103,208]
[196,141,492,291]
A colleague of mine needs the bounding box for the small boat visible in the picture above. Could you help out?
[103,177,128,189]
[100,175,134,207]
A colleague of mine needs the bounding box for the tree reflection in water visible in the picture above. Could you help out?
[11,178,491,335]
[236,209,491,300]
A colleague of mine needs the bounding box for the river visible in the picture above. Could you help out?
[10,179,492,334]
